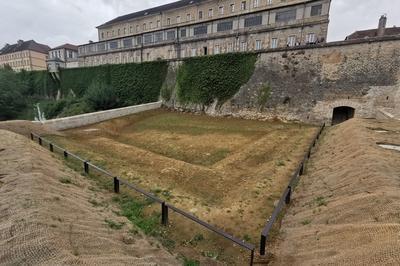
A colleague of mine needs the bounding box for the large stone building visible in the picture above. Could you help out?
[0,40,50,71]
[47,44,79,72]
[78,0,331,67]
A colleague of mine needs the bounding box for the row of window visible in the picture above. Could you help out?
[100,1,322,39]
[0,51,30,61]
[82,32,319,66]
[0,59,30,67]
[49,50,77,60]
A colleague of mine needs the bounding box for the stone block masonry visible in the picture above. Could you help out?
[165,36,400,124]
[40,102,162,130]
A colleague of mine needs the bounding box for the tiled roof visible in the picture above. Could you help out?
[0,40,50,55]
[50,43,78,51]
[346,27,400,40]
[97,0,206,28]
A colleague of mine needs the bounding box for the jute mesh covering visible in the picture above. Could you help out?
[271,118,400,265]
[0,130,179,265]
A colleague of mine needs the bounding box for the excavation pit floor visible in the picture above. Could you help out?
[46,109,317,264]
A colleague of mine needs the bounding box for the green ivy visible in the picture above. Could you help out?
[60,61,168,106]
[176,53,257,106]
[17,70,59,97]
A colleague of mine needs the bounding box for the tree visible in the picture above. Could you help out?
[0,68,27,120]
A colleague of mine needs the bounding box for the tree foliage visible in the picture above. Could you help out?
[0,68,28,120]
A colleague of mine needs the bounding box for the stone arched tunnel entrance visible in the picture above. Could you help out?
[332,106,355,125]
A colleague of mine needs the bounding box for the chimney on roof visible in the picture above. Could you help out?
[378,15,387,37]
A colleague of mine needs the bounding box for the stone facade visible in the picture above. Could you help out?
[164,37,400,125]
[47,44,79,71]
[78,0,331,66]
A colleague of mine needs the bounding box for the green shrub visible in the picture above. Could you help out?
[176,53,257,105]
[85,79,119,111]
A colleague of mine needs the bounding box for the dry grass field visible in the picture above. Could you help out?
[47,109,317,264]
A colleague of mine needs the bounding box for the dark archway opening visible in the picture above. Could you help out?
[332,106,355,125]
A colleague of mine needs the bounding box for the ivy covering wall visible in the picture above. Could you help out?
[176,53,258,105]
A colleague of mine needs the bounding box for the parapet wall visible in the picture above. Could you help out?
[165,37,400,124]
[41,102,162,130]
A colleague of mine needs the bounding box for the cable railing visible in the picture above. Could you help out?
[30,132,256,265]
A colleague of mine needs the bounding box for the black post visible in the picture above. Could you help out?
[49,143,54,152]
[260,235,266,256]
[299,163,304,176]
[84,161,89,174]
[38,137,42,146]
[30,133,34,140]
[161,202,169,226]
[63,150,68,159]
[250,249,254,266]
[114,177,120,194]
[285,186,292,204]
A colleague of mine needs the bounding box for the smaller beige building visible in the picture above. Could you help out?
[47,44,79,72]
[0,40,50,71]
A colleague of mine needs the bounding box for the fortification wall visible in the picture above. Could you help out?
[41,101,162,130]
[165,37,400,124]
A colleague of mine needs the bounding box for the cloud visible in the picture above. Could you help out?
[0,0,399,48]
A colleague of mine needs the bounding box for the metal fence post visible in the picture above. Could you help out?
[84,161,89,174]
[161,202,169,226]
[299,163,304,176]
[30,133,34,140]
[260,235,266,256]
[285,186,292,204]
[38,137,42,146]
[250,249,254,266]
[49,143,54,152]
[63,150,68,159]
[114,177,120,194]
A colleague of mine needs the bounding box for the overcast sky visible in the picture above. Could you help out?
[0,0,399,48]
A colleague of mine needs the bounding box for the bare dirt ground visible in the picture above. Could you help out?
[0,120,60,137]
[46,109,317,264]
[0,129,179,265]
[271,118,400,265]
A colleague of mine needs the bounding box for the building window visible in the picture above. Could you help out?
[231,4,235,12]
[306,33,316,43]
[154,32,164,42]
[136,25,139,32]
[167,18,171,25]
[124,28,127,34]
[199,11,203,19]
[166,31,176,41]
[143,23,146,30]
[276,9,297,23]
[149,22,153,29]
[109,41,118,50]
[253,0,259,8]
[267,0,272,5]
[191,48,197,57]
[136,36,142,45]
[180,29,187,38]
[187,14,191,21]
[311,4,322,16]
[244,15,262,27]
[241,1,247,10]
[194,25,208,36]
[227,42,233,52]
[255,40,262,50]
[144,34,153,44]
[177,16,181,23]
[287,36,296,47]
[118,29,121,35]
[157,20,161,27]
[217,21,233,32]
[215,45,220,54]
[271,38,278,48]
[101,32,104,39]
[208,9,213,17]
[130,26,133,33]
[123,38,133,48]
[241,41,247,51]
[219,6,224,15]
